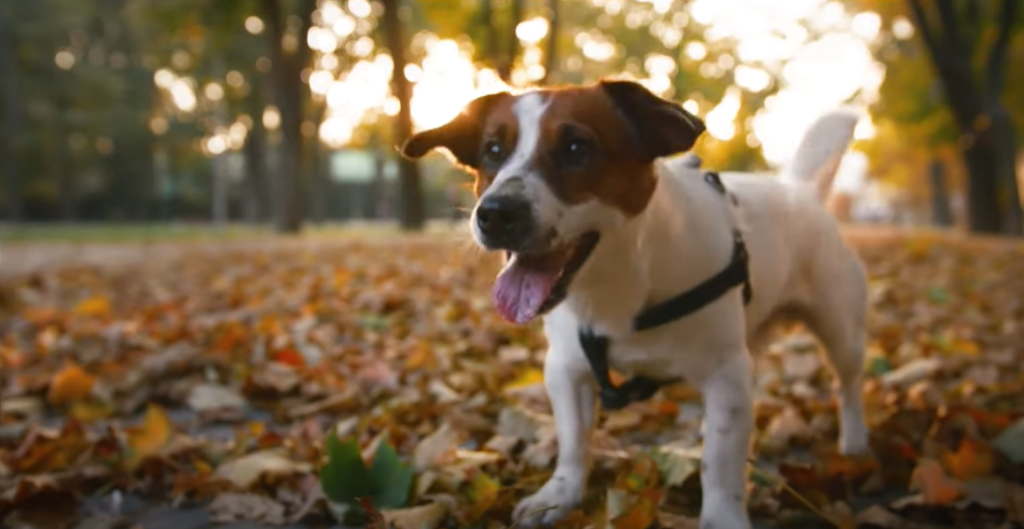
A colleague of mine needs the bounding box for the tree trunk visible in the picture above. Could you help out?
[479,0,499,70]
[991,106,1022,234]
[499,0,524,83]
[907,0,1021,235]
[541,0,560,85]
[261,0,316,234]
[381,0,425,231]
[242,114,269,223]
[928,159,954,227]
[56,114,77,221]
[0,2,22,222]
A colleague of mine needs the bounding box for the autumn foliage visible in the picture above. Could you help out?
[2,231,1024,528]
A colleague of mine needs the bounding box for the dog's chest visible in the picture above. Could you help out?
[599,320,732,383]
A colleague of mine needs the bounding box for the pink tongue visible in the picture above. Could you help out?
[493,260,561,324]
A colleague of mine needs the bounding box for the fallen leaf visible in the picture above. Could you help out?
[187,383,248,413]
[47,364,96,406]
[383,502,447,529]
[908,458,964,506]
[215,449,312,489]
[208,492,287,525]
[123,404,173,471]
[651,445,702,487]
[74,296,110,317]
[940,438,994,482]
[413,423,461,471]
[881,358,942,388]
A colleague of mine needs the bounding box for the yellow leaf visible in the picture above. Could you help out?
[458,472,499,523]
[74,296,111,317]
[503,368,544,392]
[69,400,114,422]
[949,339,981,356]
[124,404,173,471]
[47,364,96,406]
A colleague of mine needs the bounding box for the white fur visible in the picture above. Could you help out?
[471,92,561,247]
[511,110,871,528]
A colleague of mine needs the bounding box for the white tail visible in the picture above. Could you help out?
[787,109,860,203]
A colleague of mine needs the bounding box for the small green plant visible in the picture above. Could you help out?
[319,432,414,524]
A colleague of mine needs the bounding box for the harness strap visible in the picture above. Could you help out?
[578,171,752,410]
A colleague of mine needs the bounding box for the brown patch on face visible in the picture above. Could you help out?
[471,97,518,198]
[526,86,659,216]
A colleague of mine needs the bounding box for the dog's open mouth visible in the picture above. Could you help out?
[493,231,600,324]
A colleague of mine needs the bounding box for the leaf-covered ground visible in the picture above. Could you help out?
[2,228,1024,529]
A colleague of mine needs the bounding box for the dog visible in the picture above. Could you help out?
[401,79,870,529]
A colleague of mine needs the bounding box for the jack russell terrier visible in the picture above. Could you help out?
[401,79,870,529]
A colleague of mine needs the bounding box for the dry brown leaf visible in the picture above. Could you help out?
[908,458,965,506]
[208,492,287,525]
[214,450,312,489]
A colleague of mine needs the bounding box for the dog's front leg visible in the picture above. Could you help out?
[513,344,596,527]
[698,350,754,529]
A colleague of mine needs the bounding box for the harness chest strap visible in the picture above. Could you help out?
[578,171,752,411]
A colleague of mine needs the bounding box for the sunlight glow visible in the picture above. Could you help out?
[263,106,281,130]
[154,68,175,89]
[169,79,197,112]
[55,51,75,70]
[705,87,741,141]
[516,17,550,45]
[245,16,264,35]
[892,16,915,40]
[685,41,707,61]
[691,0,884,171]
[734,65,771,93]
[347,0,372,18]
[204,83,224,102]
[312,31,514,147]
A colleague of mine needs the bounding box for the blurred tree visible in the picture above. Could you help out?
[381,0,424,230]
[261,0,317,233]
[541,0,559,85]
[861,0,1023,234]
[908,0,1023,235]
[0,0,23,221]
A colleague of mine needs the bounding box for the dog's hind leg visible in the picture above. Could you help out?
[804,256,871,455]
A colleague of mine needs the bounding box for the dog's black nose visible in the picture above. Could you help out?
[476,195,533,248]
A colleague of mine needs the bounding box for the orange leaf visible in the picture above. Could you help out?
[909,458,965,505]
[74,296,110,317]
[47,364,96,406]
[941,439,994,482]
[274,349,305,367]
[124,404,173,471]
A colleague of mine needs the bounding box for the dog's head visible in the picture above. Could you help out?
[401,80,705,324]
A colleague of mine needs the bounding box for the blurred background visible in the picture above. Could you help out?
[0,0,1022,239]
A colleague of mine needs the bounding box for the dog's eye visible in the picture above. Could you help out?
[483,140,505,165]
[560,139,593,168]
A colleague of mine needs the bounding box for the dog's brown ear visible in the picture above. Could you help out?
[400,92,510,168]
[599,79,705,162]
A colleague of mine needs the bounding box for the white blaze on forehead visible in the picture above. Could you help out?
[493,92,549,185]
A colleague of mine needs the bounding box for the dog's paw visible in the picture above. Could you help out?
[699,506,752,529]
[512,475,584,527]
[839,421,871,456]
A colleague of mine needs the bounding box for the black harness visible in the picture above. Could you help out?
[579,171,753,411]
